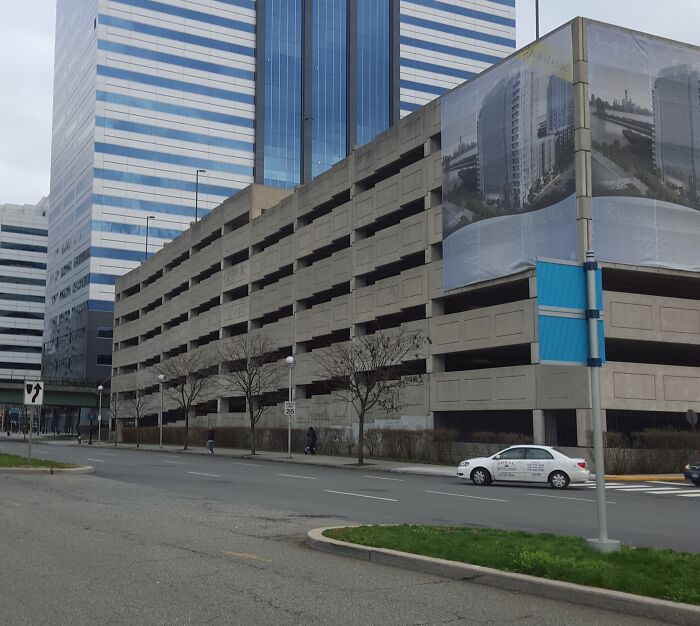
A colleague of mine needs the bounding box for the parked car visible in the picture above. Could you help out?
[456,445,590,489]
[683,461,700,486]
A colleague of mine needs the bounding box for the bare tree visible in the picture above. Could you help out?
[315,327,425,465]
[153,351,215,450]
[124,392,153,448]
[218,333,279,454]
[109,392,126,447]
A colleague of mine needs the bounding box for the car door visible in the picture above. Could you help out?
[524,447,555,483]
[492,447,527,481]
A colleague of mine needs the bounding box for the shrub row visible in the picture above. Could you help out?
[121,426,458,463]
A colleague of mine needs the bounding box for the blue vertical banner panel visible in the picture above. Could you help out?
[538,316,589,364]
[536,260,603,310]
[536,260,605,364]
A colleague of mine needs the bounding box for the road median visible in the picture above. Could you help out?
[307,526,700,626]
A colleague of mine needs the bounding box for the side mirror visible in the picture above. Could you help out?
[493,455,501,460]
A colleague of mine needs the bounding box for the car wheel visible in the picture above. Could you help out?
[692,479,700,486]
[471,467,492,486]
[548,470,570,489]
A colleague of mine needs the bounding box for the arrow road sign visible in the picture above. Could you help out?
[24,381,44,406]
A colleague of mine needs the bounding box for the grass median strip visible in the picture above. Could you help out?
[0,452,76,469]
[324,525,700,606]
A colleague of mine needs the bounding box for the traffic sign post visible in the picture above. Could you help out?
[284,401,296,417]
[23,380,44,466]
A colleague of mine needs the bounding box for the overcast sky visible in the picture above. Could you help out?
[1,0,700,205]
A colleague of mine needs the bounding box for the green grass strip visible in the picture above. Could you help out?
[324,525,700,605]
[0,452,76,469]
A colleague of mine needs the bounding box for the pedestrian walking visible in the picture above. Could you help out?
[207,427,215,454]
[304,426,317,455]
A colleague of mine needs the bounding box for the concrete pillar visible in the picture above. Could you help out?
[576,408,606,447]
[217,397,229,414]
[533,409,545,444]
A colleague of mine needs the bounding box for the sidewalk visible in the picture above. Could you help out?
[96,441,459,477]
[32,436,688,482]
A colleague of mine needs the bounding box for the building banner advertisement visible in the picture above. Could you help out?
[441,25,576,291]
[589,24,700,272]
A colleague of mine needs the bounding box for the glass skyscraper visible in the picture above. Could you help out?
[45,0,515,383]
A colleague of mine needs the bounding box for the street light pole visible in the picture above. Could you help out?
[535,0,539,39]
[195,169,206,222]
[97,385,103,445]
[585,250,620,553]
[285,356,295,458]
[158,374,165,449]
[144,215,155,262]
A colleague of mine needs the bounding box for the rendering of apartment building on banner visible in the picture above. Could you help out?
[44,0,515,383]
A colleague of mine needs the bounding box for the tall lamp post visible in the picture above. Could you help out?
[195,169,206,222]
[144,215,155,262]
[158,374,165,449]
[285,356,295,458]
[97,385,104,445]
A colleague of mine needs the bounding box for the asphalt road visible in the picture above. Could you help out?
[0,457,668,625]
[1,439,698,552]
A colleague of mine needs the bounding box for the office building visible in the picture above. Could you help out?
[0,199,48,382]
[45,0,516,384]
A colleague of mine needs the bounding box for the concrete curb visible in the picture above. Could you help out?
[0,465,94,474]
[307,527,700,626]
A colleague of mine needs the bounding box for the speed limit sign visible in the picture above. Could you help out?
[284,401,295,417]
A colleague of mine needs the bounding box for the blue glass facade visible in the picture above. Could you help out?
[356,0,390,146]
[311,0,347,178]
[263,0,303,187]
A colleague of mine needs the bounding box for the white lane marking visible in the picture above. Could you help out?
[162,460,186,465]
[614,487,681,492]
[362,475,404,482]
[647,480,685,485]
[426,490,507,503]
[187,471,221,478]
[324,490,397,502]
[279,473,317,480]
[678,492,700,497]
[585,483,625,488]
[227,462,262,467]
[665,489,700,496]
[86,458,105,463]
[528,493,617,504]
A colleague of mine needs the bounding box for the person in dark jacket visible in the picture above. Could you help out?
[304,427,317,455]
[207,427,215,454]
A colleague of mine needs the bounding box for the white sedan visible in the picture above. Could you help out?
[456,445,590,489]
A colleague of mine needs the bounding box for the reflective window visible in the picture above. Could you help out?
[96,66,254,105]
[526,448,554,460]
[1,225,48,237]
[97,91,254,129]
[97,40,254,81]
[263,0,303,187]
[98,15,254,57]
[497,448,527,460]
[356,0,389,146]
[311,0,347,178]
